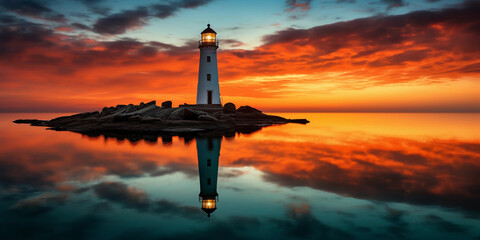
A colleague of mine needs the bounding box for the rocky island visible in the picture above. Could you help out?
[14,101,308,140]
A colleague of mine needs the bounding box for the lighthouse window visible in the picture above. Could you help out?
[207,178,211,185]
[207,74,211,81]
[207,56,211,62]
[208,138,213,150]
[207,159,211,166]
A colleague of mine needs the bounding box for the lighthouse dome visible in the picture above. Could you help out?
[201,24,216,34]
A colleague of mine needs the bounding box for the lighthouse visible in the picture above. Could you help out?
[196,24,221,105]
[196,137,221,217]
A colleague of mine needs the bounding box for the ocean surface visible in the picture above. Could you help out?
[0,113,479,240]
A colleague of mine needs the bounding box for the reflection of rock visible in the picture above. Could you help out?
[14,101,309,137]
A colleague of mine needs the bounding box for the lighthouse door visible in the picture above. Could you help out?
[207,91,212,104]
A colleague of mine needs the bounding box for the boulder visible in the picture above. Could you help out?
[198,114,218,122]
[100,107,115,117]
[183,108,198,120]
[223,102,236,113]
[167,108,185,120]
[162,101,172,109]
[237,105,262,113]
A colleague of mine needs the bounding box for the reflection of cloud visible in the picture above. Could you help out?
[93,181,149,211]
[91,0,213,35]
[424,214,467,234]
[59,214,103,240]
[226,136,480,215]
[270,203,353,239]
[383,207,408,238]
[93,181,203,218]
[151,200,203,219]
[9,193,68,217]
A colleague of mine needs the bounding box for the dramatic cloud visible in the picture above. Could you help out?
[1,2,479,112]
[0,0,66,22]
[92,0,213,35]
[92,7,149,35]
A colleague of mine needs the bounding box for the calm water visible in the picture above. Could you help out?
[1,113,479,240]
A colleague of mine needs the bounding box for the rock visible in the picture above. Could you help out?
[13,119,48,126]
[168,108,185,120]
[223,102,236,113]
[198,114,218,121]
[183,108,199,120]
[138,100,156,110]
[237,105,262,113]
[155,108,176,120]
[14,102,309,138]
[100,107,115,117]
[115,104,127,110]
[162,101,172,108]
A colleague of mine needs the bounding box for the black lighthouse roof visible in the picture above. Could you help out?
[201,24,216,34]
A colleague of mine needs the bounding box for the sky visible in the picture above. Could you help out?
[0,0,479,112]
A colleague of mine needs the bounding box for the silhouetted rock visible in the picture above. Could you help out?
[14,101,309,137]
[198,114,218,121]
[162,101,172,108]
[237,105,261,113]
[183,108,198,120]
[223,102,236,113]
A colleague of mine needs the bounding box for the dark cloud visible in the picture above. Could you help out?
[9,193,68,217]
[0,0,66,22]
[92,181,203,218]
[150,162,198,177]
[93,181,149,211]
[151,200,203,219]
[92,7,149,35]
[381,0,407,10]
[79,0,111,15]
[92,0,213,35]
[71,22,91,30]
[221,39,245,48]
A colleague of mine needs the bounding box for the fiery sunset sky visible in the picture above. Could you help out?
[0,0,479,112]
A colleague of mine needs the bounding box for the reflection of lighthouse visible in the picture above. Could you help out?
[196,137,221,217]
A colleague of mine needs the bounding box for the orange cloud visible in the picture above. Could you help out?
[0,2,479,112]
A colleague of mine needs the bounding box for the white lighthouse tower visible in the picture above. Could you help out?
[196,137,221,217]
[196,24,221,105]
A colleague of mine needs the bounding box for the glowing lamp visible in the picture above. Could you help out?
[201,198,217,217]
[200,24,217,47]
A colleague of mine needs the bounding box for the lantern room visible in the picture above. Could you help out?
[201,198,217,217]
[199,24,218,48]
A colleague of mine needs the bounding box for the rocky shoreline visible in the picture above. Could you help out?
[14,101,308,139]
